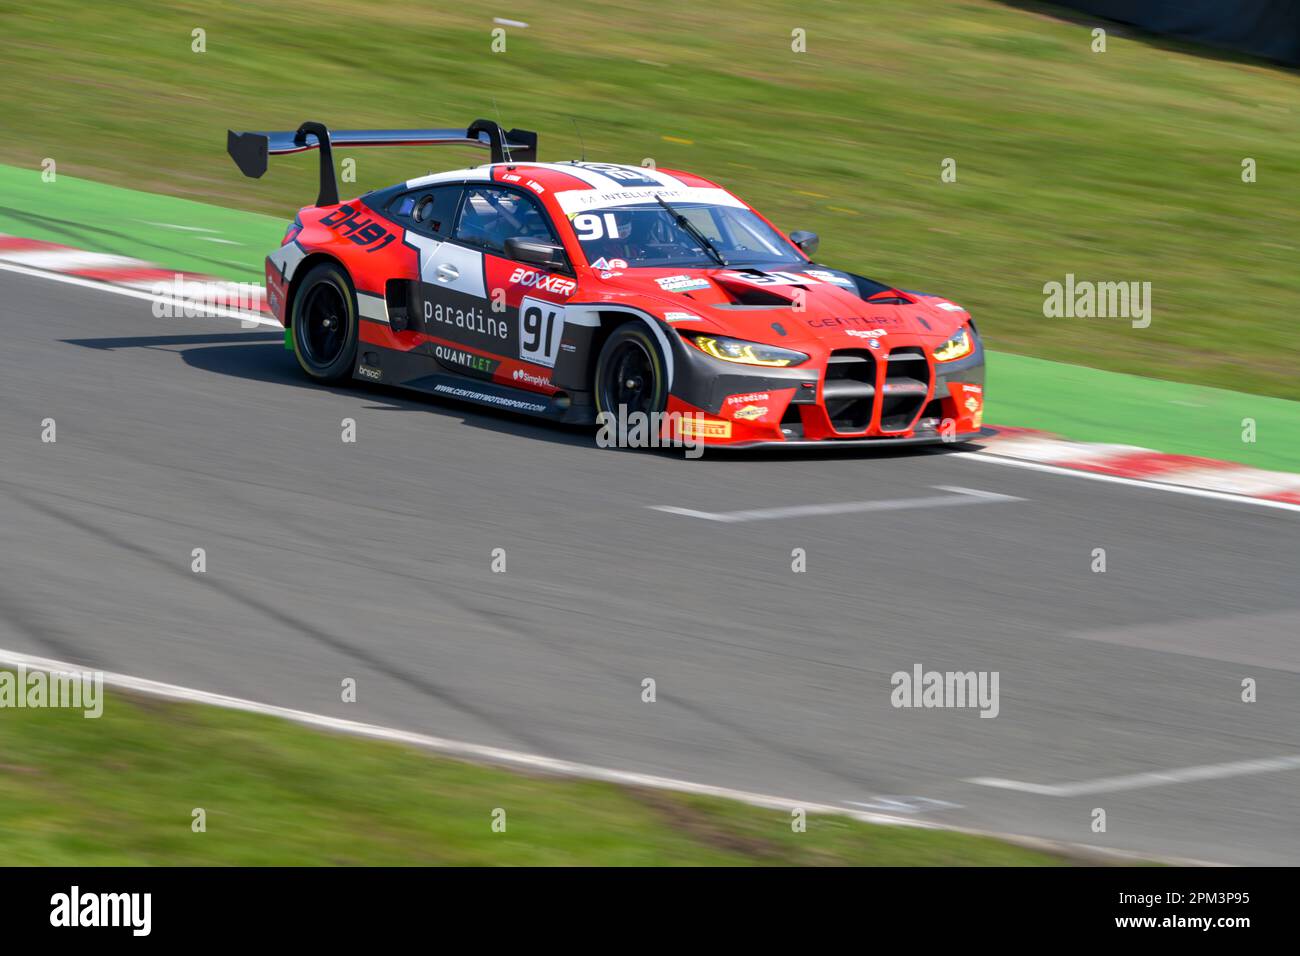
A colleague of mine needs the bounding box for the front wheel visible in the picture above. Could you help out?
[593,324,669,419]
[290,262,358,383]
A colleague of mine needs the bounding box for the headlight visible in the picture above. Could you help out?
[932,326,974,362]
[684,333,808,368]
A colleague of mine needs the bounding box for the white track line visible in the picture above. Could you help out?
[0,647,1216,863]
[967,753,1300,796]
[959,451,1300,514]
[0,249,146,270]
[0,647,924,827]
[136,220,220,233]
[0,260,277,328]
[650,485,1023,522]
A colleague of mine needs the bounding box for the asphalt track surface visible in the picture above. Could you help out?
[3,268,1298,864]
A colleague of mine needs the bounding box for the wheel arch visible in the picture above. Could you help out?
[564,305,677,393]
[283,252,353,328]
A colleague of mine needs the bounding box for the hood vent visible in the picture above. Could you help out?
[712,273,803,306]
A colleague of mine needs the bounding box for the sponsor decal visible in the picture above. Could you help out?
[512,367,552,389]
[424,300,508,341]
[934,300,966,312]
[591,256,630,274]
[807,315,903,329]
[663,311,702,323]
[599,271,623,279]
[803,269,855,287]
[718,270,812,286]
[509,267,577,297]
[433,344,499,377]
[320,203,398,253]
[676,416,732,439]
[955,383,983,428]
[733,404,767,421]
[725,391,770,406]
[556,185,745,215]
[573,162,663,187]
[844,328,888,339]
[656,274,711,293]
[497,173,546,193]
[432,383,546,413]
[356,363,383,381]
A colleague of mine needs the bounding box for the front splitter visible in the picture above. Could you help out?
[703,427,993,451]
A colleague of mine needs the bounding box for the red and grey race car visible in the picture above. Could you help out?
[228,119,986,448]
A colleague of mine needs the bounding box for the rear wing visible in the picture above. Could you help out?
[226,119,538,206]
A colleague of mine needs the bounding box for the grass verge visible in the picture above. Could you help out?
[0,678,1072,866]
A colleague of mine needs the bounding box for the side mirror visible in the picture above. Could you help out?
[505,236,567,272]
[789,230,819,256]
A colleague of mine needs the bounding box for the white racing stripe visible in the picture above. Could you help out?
[357,291,389,323]
[967,754,1300,796]
[650,485,1023,522]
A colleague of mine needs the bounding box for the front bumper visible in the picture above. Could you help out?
[664,330,987,446]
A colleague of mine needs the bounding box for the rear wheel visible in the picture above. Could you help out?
[290,262,358,383]
[594,324,668,419]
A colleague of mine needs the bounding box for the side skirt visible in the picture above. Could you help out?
[351,343,595,424]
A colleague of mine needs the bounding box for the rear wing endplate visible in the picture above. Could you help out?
[226,119,538,206]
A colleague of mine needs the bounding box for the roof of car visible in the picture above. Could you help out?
[403,161,722,194]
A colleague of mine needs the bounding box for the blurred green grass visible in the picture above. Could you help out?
[1,0,1297,397]
[0,680,1072,865]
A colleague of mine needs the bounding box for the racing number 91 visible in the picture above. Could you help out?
[519,297,565,368]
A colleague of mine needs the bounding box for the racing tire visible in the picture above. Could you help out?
[593,324,669,420]
[290,262,359,383]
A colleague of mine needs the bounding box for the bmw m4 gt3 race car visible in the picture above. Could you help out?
[228,119,986,448]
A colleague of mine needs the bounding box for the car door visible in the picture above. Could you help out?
[450,185,575,386]
[398,184,506,373]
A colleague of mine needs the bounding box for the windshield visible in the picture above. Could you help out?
[569,203,803,269]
